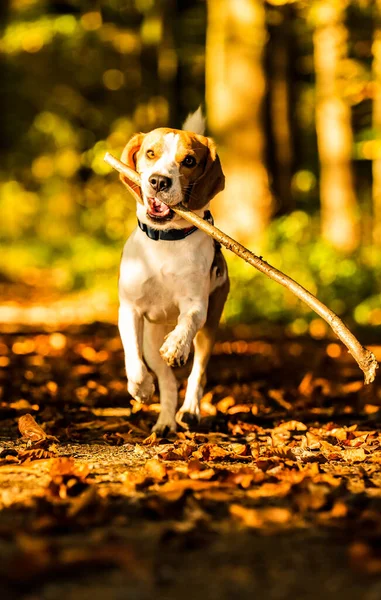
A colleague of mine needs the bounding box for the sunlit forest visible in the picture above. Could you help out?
[1,0,380,334]
[2,4,381,597]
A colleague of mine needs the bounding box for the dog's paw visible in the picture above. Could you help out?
[160,332,191,368]
[127,370,155,402]
[152,413,177,436]
[175,407,200,430]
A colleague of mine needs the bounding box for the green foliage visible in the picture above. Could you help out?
[2,195,380,328]
[0,1,380,330]
[224,211,381,328]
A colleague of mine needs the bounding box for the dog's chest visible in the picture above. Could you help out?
[119,228,214,324]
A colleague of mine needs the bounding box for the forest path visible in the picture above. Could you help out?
[0,324,380,599]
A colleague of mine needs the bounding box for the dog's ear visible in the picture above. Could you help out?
[120,133,145,201]
[187,137,225,210]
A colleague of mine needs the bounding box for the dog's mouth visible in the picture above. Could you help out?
[146,197,174,221]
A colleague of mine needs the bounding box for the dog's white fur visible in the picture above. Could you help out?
[118,110,228,433]
[182,106,206,135]
[139,132,184,215]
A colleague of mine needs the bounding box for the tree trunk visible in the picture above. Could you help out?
[313,1,359,252]
[267,4,294,214]
[206,0,273,247]
[373,0,381,245]
[158,0,178,126]
[0,0,10,155]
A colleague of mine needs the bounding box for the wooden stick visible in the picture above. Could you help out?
[104,152,378,384]
[104,152,142,205]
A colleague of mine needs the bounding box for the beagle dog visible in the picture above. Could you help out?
[118,109,229,434]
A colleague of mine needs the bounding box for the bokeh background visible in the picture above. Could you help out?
[0,0,380,337]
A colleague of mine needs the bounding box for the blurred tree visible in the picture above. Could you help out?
[169,0,207,126]
[373,0,381,245]
[206,0,273,247]
[0,0,10,155]
[312,0,360,252]
[266,2,295,214]
[158,0,178,125]
[0,0,380,328]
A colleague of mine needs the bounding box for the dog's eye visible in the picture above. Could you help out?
[146,149,155,159]
[182,155,196,168]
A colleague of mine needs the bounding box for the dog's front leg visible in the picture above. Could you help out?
[119,303,154,402]
[160,299,207,368]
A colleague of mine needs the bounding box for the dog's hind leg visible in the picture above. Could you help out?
[176,276,230,429]
[143,321,178,434]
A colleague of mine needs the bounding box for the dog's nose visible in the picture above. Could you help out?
[148,174,172,192]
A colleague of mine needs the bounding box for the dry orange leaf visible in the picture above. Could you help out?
[18,414,47,443]
[341,448,367,462]
[143,432,157,445]
[216,396,235,413]
[50,457,90,479]
[198,444,230,461]
[230,504,292,528]
[145,459,167,482]
[156,478,220,494]
[247,481,292,499]
[274,420,307,432]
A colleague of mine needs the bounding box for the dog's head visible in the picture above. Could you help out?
[119,122,224,228]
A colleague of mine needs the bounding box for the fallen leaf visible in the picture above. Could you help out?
[223,467,263,488]
[230,504,292,528]
[268,389,292,411]
[274,420,307,432]
[18,414,47,443]
[194,444,230,461]
[247,482,291,498]
[305,432,321,450]
[187,459,216,480]
[155,478,220,494]
[216,396,235,412]
[341,448,367,462]
[143,432,157,445]
[345,433,369,447]
[145,459,167,482]
[18,447,57,462]
[50,457,90,479]
[228,443,251,457]
[10,399,39,411]
[298,372,314,396]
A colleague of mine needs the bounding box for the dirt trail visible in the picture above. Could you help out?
[0,324,380,599]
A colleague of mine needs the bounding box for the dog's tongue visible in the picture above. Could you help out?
[148,197,171,217]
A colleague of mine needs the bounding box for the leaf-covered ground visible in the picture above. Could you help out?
[0,323,381,599]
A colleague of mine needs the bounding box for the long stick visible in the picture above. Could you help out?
[104,152,378,384]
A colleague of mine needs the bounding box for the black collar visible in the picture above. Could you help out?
[137,210,213,241]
